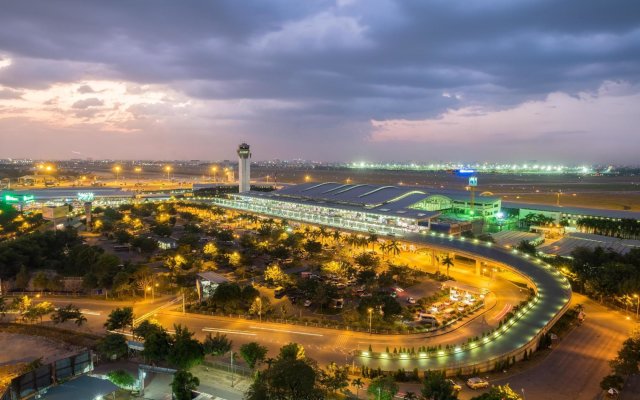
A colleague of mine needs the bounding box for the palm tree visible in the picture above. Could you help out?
[387,240,401,258]
[368,234,378,250]
[352,377,364,399]
[332,230,341,243]
[317,227,326,243]
[441,255,454,278]
[379,241,389,258]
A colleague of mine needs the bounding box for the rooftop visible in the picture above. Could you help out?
[538,232,640,256]
[234,182,501,221]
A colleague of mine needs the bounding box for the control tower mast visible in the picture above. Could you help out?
[237,143,251,193]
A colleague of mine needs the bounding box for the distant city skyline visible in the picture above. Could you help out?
[1,1,639,163]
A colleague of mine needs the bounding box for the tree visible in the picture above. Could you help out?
[245,342,322,400]
[441,256,454,278]
[133,320,164,340]
[471,384,521,400]
[279,342,306,361]
[142,327,172,364]
[15,265,30,290]
[264,264,288,287]
[26,301,54,323]
[171,370,200,400]
[97,333,128,360]
[610,333,640,376]
[249,296,271,319]
[240,342,268,369]
[203,332,232,356]
[51,304,87,326]
[203,242,218,258]
[352,377,364,399]
[387,240,401,258]
[319,362,349,394]
[131,236,158,253]
[516,240,537,256]
[421,370,457,400]
[367,376,399,400]
[0,297,6,320]
[354,252,380,269]
[32,272,49,293]
[600,374,624,391]
[104,307,134,331]
[107,370,136,389]
[303,240,323,255]
[168,324,204,369]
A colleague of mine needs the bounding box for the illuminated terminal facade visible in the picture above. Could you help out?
[212,182,502,236]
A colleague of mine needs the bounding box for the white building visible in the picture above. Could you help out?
[237,143,251,193]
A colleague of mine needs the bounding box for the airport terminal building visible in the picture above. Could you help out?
[212,182,502,235]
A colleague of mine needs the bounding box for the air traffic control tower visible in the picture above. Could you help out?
[237,143,251,193]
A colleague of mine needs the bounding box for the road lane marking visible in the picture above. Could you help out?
[493,304,513,321]
[108,330,134,337]
[202,328,256,336]
[248,326,323,337]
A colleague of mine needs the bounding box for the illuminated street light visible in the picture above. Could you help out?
[164,165,172,181]
[634,294,639,319]
[305,175,311,182]
[211,166,218,182]
[134,166,142,183]
[256,296,262,323]
[113,165,122,181]
[368,307,373,334]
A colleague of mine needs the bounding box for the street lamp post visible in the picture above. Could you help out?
[257,296,262,323]
[211,166,217,182]
[164,166,172,181]
[134,167,142,183]
[634,294,639,319]
[368,308,373,334]
[114,165,121,181]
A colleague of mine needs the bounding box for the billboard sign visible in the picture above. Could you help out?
[469,176,478,187]
[3,194,34,204]
[456,169,476,177]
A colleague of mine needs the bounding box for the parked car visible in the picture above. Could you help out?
[406,297,416,304]
[467,377,489,389]
[304,300,312,307]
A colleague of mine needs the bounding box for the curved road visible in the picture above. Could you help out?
[28,230,571,371]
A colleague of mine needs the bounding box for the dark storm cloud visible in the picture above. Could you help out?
[0,0,639,161]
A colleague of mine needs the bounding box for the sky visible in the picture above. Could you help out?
[0,0,639,163]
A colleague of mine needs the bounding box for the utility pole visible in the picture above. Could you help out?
[182,293,185,314]
[230,350,235,388]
